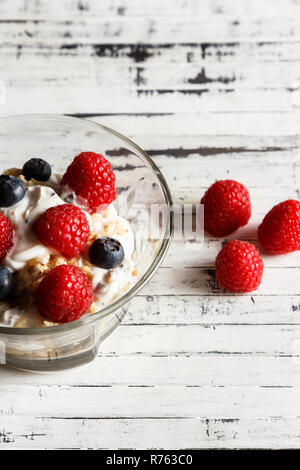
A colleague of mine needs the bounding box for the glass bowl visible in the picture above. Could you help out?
[0,114,173,371]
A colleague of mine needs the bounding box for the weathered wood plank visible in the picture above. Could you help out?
[1,416,300,449]
[3,17,300,43]
[122,134,300,149]
[1,355,299,387]
[3,40,300,65]
[0,0,299,19]
[98,323,300,356]
[2,61,300,92]
[59,113,300,138]
[1,384,300,419]
[128,295,300,325]
[2,85,298,114]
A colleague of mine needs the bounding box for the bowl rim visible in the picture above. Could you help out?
[0,113,174,336]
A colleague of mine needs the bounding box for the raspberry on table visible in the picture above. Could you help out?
[215,240,264,293]
[258,199,300,255]
[36,264,93,323]
[61,151,117,214]
[0,212,14,261]
[33,204,90,258]
[201,180,251,237]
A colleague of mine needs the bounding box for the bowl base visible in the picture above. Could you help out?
[4,347,98,372]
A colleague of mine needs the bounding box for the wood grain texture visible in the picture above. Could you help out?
[0,0,300,450]
[0,355,299,386]
[2,416,300,449]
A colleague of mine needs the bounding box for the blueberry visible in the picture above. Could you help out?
[0,267,13,301]
[22,158,51,182]
[89,237,124,269]
[0,175,26,207]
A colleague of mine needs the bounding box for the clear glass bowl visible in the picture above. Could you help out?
[0,114,173,371]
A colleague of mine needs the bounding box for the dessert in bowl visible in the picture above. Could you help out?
[0,154,136,327]
[0,114,173,371]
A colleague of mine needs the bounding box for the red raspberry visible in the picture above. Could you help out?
[201,180,251,237]
[34,204,90,258]
[36,265,93,323]
[215,240,264,293]
[0,213,14,261]
[258,199,300,254]
[61,152,117,214]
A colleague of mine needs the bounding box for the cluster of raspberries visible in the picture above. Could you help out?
[0,152,117,323]
[201,180,300,293]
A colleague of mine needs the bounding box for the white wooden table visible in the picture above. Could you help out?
[0,0,300,449]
